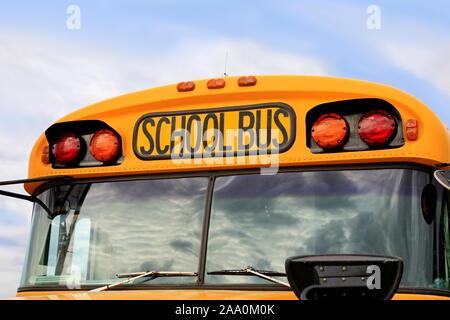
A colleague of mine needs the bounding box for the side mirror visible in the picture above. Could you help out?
[434,170,450,190]
[285,254,403,300]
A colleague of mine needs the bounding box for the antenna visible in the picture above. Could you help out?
[224,50,229,77]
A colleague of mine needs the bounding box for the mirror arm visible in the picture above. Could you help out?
[0,175,72,218]
[0,175,72,187]
[0,189,54,218]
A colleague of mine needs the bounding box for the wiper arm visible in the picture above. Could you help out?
[208,266,291,288]
[89,271,197,292]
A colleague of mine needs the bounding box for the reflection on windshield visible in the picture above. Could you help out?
[21,178,207,287]
[206,169,435,287]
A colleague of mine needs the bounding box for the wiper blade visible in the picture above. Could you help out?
[89,271,197,292]
[208,266,290,288]
[208,268,285,276]
[116,271,197,279]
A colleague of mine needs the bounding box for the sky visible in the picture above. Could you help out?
[0,0,449,298]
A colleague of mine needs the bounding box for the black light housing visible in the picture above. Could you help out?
[306,98,404,153]
[285,254,403,300]
[45,120,124,168]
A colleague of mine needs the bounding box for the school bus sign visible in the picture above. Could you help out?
[133,103,296,161]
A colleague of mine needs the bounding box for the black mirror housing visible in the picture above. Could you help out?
[434,170,450,191]
[285,254,403,300]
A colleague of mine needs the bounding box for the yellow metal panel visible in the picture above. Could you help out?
[14,289,450,300]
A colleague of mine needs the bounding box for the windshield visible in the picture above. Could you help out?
[206,170,446,288]
[20,168,450,290]
[21,177,207,287]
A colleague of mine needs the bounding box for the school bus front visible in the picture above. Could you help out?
[11,76,450,300]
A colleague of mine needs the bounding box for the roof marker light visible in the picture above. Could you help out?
[177,81,195,92]
[358,110,396,146]
[311,113,349,149]
[238,76,257,86]
[207,78,225,89]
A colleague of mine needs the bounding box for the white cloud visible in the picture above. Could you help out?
[0,33,329,118]
[284,1,450,100]
[0,245,27,299]
[382,42,450,97]
[0,32,330,298]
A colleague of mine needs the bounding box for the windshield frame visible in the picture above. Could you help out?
[18,162,449,296]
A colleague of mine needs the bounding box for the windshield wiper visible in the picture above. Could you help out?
[208,266,291,287]
[89,271,198,292]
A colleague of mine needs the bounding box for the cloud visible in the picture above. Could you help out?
[0,245,27,298]
[283,1,450,100]
[382,42,450,97]
[0,33,329,117]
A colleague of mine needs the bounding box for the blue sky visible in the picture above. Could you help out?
[0,0,449,298]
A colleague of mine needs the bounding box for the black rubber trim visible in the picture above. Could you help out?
[33,162,433,196]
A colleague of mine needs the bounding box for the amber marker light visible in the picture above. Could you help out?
[207,78,226,89]
[405,119,418,141]
[311,113,349,149]
[177,81,195,92]
[41,145,50,164]
[238,76,257,86]
[90,129,121,162]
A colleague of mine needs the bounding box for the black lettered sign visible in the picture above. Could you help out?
[133,103,296,160]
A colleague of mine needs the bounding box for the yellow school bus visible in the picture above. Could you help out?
[3,75,450,300]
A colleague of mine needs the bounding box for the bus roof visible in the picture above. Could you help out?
[25,75,450,194]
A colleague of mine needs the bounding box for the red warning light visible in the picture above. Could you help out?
[52,133,81,164]
[358,110,396,146]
